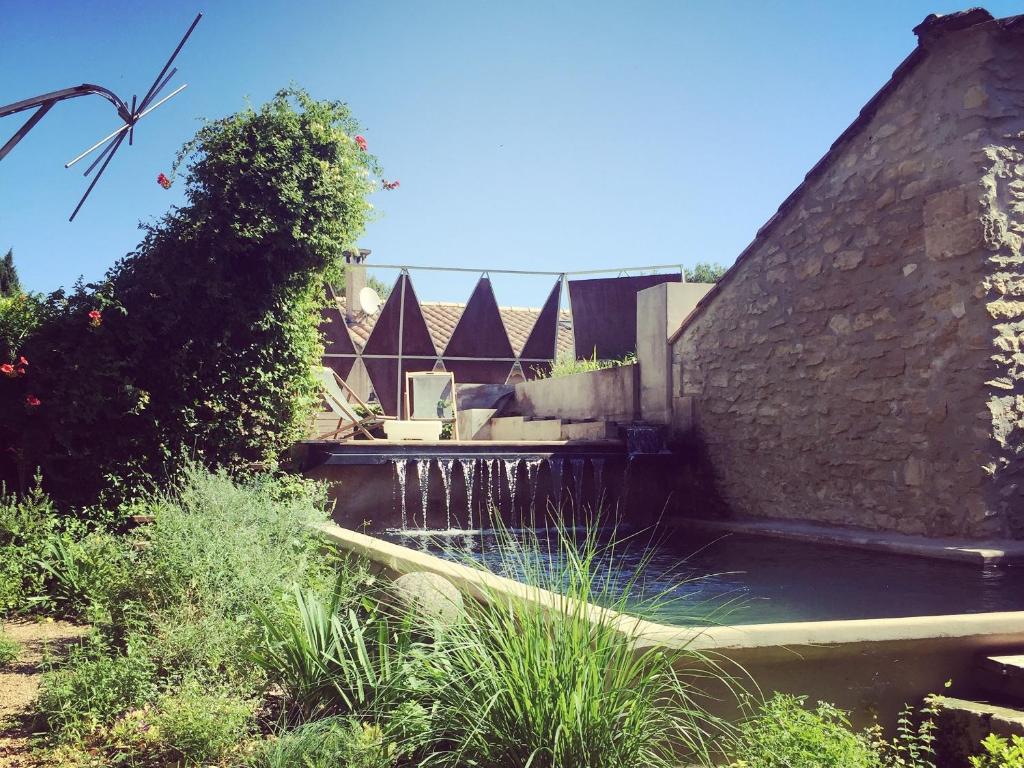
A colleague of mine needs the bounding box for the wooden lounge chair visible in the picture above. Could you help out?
[311,367,390,441]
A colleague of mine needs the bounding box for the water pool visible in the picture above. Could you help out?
[382,527,1024,625]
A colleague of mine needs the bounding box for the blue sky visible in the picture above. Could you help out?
[2,0,1021,307]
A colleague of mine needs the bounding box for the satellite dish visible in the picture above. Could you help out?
[358,286,381,315]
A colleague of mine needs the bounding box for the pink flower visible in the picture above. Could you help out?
[354,135,368,151]
[0,363,13,378]
[25,394,41,408]
[88,309,103,328]
[382,179,400,191]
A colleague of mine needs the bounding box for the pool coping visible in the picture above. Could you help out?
[670,517,1024,566]
[317,522,1024,652]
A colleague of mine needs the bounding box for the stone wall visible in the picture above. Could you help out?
[670,12,1024,539]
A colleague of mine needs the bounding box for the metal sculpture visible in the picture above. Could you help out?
[0,12,203,220]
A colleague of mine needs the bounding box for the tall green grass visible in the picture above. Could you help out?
[417,518,745,768]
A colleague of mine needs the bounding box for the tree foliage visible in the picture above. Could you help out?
[2,89,377,503]
[688,261,728,283]
[0,249,20,297]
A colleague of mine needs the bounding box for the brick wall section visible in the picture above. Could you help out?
[670,15,1024,538]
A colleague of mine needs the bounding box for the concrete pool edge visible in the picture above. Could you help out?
[671,517,1024,566]
[317,522,1024,729]
[316,522,1024,651]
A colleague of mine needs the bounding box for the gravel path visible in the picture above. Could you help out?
[0,620,89,767]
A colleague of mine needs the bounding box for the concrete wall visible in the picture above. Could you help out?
[514,363,639,423]
[669,14,1024,539]
[637,282,715,424]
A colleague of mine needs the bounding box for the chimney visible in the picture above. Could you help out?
[343,248,371,324]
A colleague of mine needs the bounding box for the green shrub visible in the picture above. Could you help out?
[248,717,398,768]
[252,569,412,722]
[149,681,254,766]
[419,521,740,768]
[726,693,878,768]
[971,733,1024,768]
[866,697,938,768]
[125,467,333,692]
[37,634,156,741]
[12,88,380,507]
[535,349,637,379]
[0,630,19,667]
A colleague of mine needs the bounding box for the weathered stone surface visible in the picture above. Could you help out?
[670,18,1024,539]
[391,571,464,626]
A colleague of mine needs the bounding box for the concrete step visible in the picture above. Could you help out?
[488,415,562,441]
[457,408,496,440]
[521,419,562,441]
[560,420,617,441]
[977,654,1024,702]
[934,696,1024,767]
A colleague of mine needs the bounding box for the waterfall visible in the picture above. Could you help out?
[485,458,498,527]
[549,458,564,510]
[593,458,605,496]
[416,459,431,529]
[459,459,476,530]
[525,458,542,521]
[504,459,520,519]
[439,459,454,530]
[571,458,586,510]
[394,459,409,530]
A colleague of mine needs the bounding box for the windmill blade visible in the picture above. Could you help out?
[137,12,202,113]
[83,129,122,176]
[142,67,177,115]
[65,83,186,169]
[69,130,127,222]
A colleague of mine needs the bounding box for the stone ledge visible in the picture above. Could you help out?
[671,516,1024,565]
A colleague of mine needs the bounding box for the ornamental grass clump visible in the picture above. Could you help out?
[420,519,743,768]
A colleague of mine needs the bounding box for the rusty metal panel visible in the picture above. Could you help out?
[519,279,561,362]
[324,355,356,382]
[443,277,514,360]
[363,274,436,357]
[442,360,515,386]
[320,289,358,357]
[567,274,680,360]
[362,357,436,417]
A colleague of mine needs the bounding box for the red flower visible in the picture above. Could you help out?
[0,363,13,378]
[382,179,400,190]
[88,309,103,327]
[354,135,368,151]
[16,367,25,376]
[156,173,172,190]
[25,394,41,408]
[17,356,27,366]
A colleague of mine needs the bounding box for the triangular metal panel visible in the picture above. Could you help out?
[519,279,561,361]
[323,355,356,383]
[362,356,437,418]
[320,287,358,356]
[443,276,514,359]
[363,274,436,357]
[444,360,515,386]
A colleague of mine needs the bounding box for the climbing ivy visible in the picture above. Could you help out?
[6,88,378,503]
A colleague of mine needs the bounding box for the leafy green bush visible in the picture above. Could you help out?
[419,521,740,768]
[0,480,128,619]
[133,467,334,691]
[149,681,255,766]
[248,717,398,768]
[688,261,729,283]
[252,570,412,722]
[726,693,878,768]
[0,630,19,667]
[866,697,938,768]
[11,88,380,506]
[535,349,637,379]
[971,733,1024,768]
[37,634,156,741]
